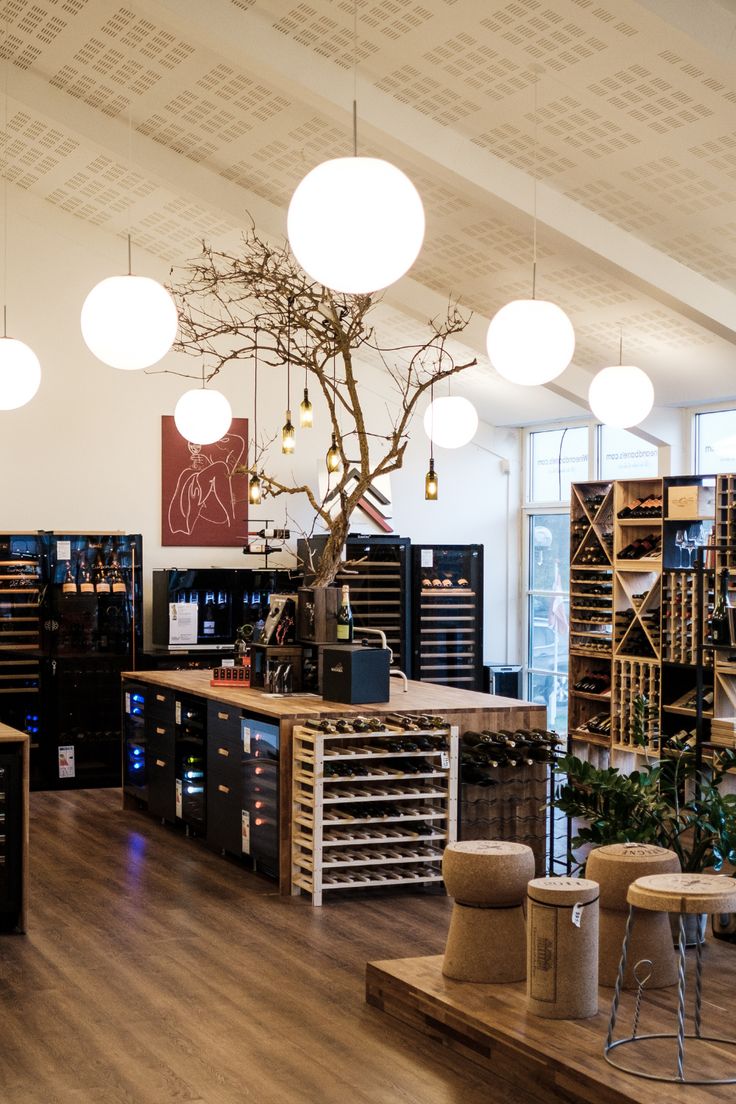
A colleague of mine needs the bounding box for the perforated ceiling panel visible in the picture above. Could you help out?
[0,108,78,190]
[2,0,736,418]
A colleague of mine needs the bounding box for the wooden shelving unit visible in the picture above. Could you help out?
[291,720,458,905]
[568,475,734,763]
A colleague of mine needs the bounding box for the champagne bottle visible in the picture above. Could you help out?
[78,555,94,594]
[336,584,353,642]
[94,551,110,594]
[62,560,77,594]
[109,553,127,594]
[711,568,731,646]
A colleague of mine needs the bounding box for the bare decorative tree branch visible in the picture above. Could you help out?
[164,223,476,586]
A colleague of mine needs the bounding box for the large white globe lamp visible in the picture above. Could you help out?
[486,298,575,385]
[287,156,425,293]
[0,337,41,410]
[423,395,478,449]
[81,274,178,370]
[588,365,654,428]
[174,388,232,445]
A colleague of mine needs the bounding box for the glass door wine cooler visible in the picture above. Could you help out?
[411,544,484,690]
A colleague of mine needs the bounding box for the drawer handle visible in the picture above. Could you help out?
[218,784,230,794]
[217,711,229,721]
[155,758,166,768]
[156,726,165,735]
[218,747,229,757]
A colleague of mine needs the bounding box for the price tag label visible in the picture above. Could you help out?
[242,720,251,753]
[124,692,131,714]
[175,700,182,726]
[175,779,183,819]
[440,751,450,770]
[241,810,251,854]
[56,539,71,562]
[221,658,235,668]
[421,549,433,568]
[571,902,584,928]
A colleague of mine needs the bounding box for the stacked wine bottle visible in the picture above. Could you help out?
[460,727,563,785]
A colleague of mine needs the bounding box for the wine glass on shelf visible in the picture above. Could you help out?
[674,529,687,569]
[684,530,700,570]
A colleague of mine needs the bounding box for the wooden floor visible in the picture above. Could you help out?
[1,788,561,1104]
[367,954,736,1104]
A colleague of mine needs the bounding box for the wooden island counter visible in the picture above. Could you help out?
[122,670,545,893]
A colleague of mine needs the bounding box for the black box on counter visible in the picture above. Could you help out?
[321,646,391,705]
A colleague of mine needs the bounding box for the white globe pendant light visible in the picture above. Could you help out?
[0,336,41,410]
[174,387,232,445]
[588,364,654,429]
[423,395,478,449]
[486,298,575,386]
[81,271,178,371]
[288,156,425,294]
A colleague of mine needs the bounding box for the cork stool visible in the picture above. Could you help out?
[586,842,680,989]
[605,873,736,1084]
[526,876,600,1019]
[442,841,535,983]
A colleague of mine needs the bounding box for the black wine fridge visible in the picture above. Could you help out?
[0,531,142,789]
[411,544,484,690]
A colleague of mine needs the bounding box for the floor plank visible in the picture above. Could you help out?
[0,789,555,1104]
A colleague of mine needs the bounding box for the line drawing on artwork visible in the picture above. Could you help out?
[167,434,246,537]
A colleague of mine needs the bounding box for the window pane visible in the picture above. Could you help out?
[528,510,569,733]
[598,425,658,479]
[695,409,736,474]
[528,669,568,734]
[530,427,588,503]
[530,514,571,593]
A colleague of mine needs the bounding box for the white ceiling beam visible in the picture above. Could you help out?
[143,0,736,345]
[632,0,736,63]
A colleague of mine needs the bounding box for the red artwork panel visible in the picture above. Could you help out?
[161,415,249,546]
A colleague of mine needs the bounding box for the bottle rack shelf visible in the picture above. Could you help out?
[567,477,736,757]
[291,720,458,905]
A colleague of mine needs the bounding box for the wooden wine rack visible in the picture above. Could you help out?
[569,474,736,766]
[291,721,458,905]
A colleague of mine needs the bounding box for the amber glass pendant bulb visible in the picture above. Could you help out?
[248,473,262,505]
[425,457,438,500]
[282,410,295,454]
[299,387,313,428]
[326,432,341,473]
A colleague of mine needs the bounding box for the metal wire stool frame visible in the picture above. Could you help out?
[604,904,736,1085]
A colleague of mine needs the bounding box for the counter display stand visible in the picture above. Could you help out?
[291,721,458,905]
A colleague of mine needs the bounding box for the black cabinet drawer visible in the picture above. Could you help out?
[207,701,243,745]
[147,686,176,721]
[206,781,243,856]
[148,752,176,821]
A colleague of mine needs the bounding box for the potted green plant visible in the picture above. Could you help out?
[553,744,736,874]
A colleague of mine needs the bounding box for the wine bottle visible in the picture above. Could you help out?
[109,553,127,594]
[202,592,216,637]
[711,568,731,646]
[336,584,353,642]
[62,561,77,594]
[94,551,110,594]
[78,555,94,594]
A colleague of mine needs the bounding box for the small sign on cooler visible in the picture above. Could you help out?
[175,779,183,819]
[58,745,75,779]
[241,810,251,854]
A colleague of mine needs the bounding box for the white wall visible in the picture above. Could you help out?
[1,193,521,659]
